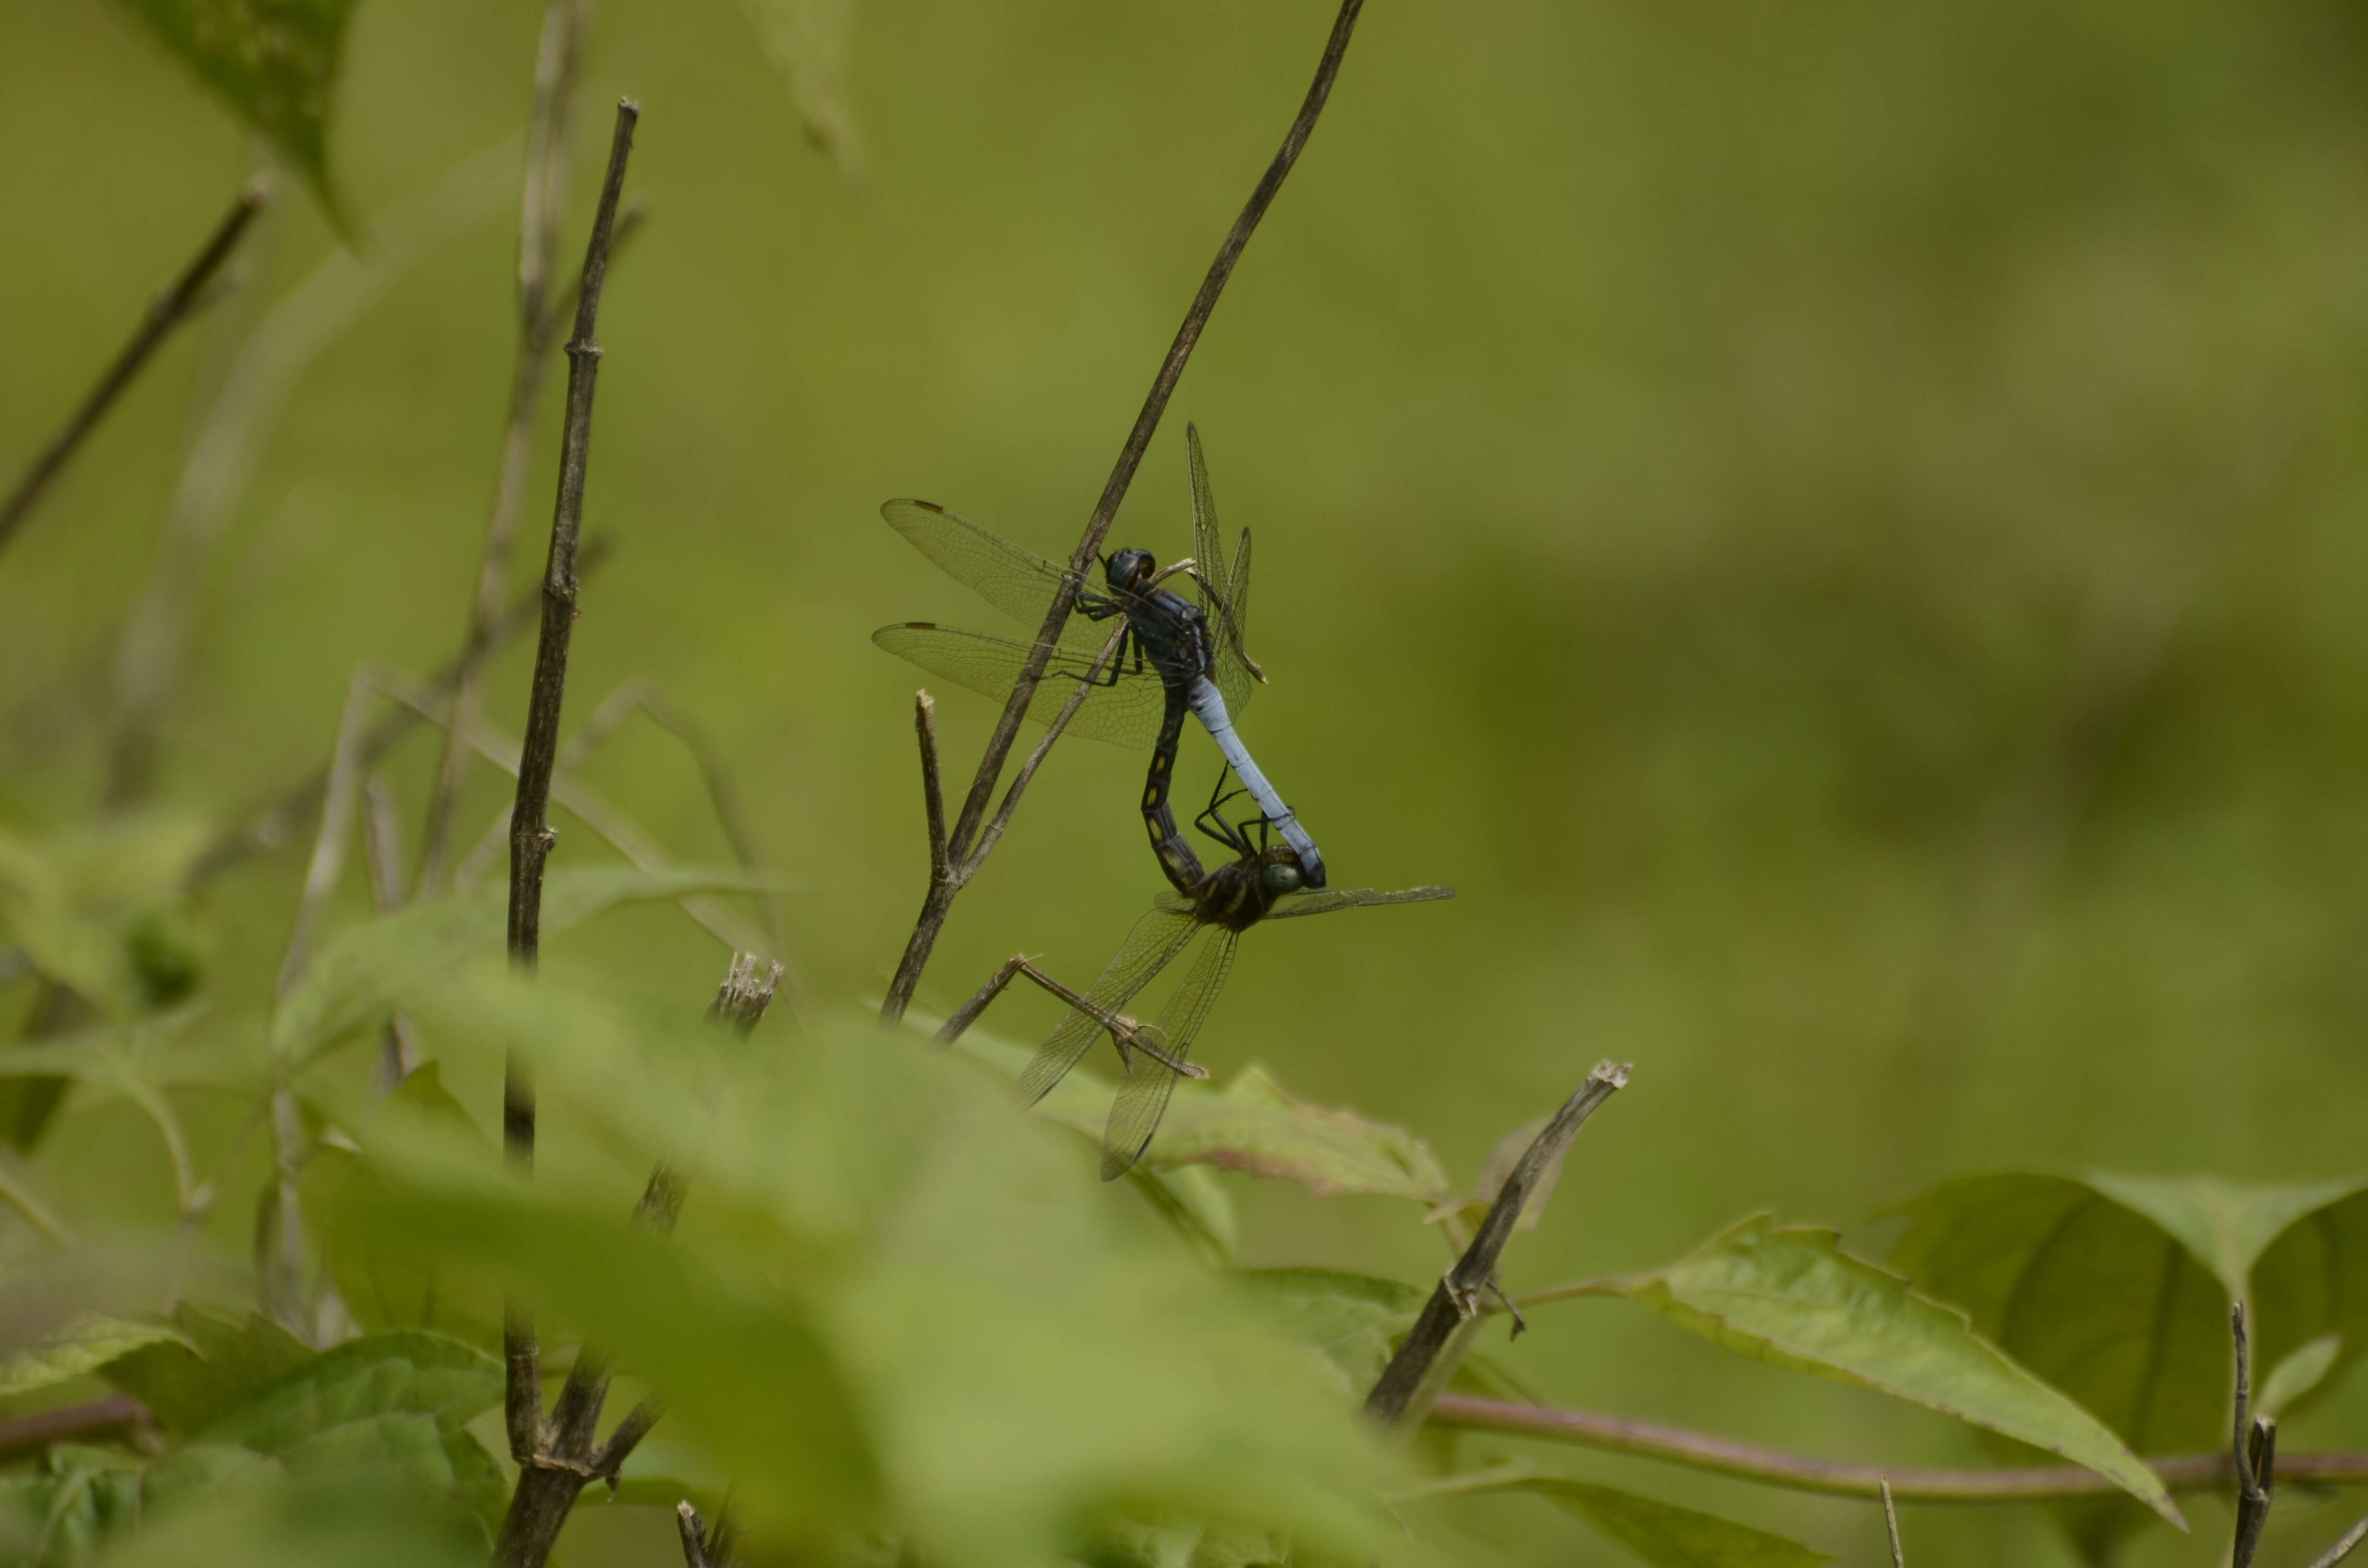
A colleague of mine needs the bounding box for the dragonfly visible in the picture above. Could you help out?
[1014,779,1452,1180]
[873,424,1327,889]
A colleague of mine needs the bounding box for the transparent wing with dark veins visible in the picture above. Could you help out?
[881,499,1111,650]
[1099,925,1240,1180]
[1184,425,1258,715]
[1012,907,1201,1108]
[1264,885,1457,919]
[871,623,1170,749]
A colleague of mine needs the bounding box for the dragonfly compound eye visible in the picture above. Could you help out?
[1105,549,1156,590]
[1262,862,1304,895]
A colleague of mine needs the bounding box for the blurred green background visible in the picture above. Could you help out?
[6,0,2368,1562]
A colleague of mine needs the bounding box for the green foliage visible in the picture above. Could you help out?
[1422,1469,1831,1568]
[1519,1478,1829,1568]
[0,1324,500,1563]
[952,1035,1451,1204]
[298,1066,501,1348]
[105,0,358,221]
[272,865,768,1067]
[335,975,1393,1568]
[2249,1185,2368,1421]
[85,1475,486,1568]
[1605,1215,2181,1525]
[0,818,210,1023]
[0,1320,187,1402]
[102,1306,312,1434]
[1231,1268,1423,1392]
[1887,1171,2368,1560]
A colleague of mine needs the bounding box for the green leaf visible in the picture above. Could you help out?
[730,0,866,181]
[0,1315,189,1400]
[1613,1215,2181,1527]
[194,1332,505,1526]
[197,1331,502,1450]
[1420,1469,1831,1568]
[83,1471,488,1568]
[0,815,211,1021]
[272,866,767,1065]
[1128,1162,1238,1266]
[2082,1172,2353,1298]
[949,1033,1450,1203]
[1230,1268,1423,1392]
[353,983,1394,1568]
[1885,1171,2358,1560]
[2251,1186,2368,1422]
[103,1306,312,1433]
[2257,1334,2341,1419]
[139,1442,287,1513]
[301,1066,502,1347]
[107,0,360,222]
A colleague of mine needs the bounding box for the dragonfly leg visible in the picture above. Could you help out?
[1193,766,1258,856]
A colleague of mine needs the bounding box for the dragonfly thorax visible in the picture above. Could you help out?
[1193,844,1305,932]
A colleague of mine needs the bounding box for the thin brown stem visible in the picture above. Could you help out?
[0,1396,153,1463]
[0,182,268,555]
[1426,1395,2368,1503]
[1365,1063,1628,1426]
[933,953,1205,1079]
[1882,1479,1905,1567]
[2233,1303,2277,1568]
[915,693,949,885]
[877,0,1367,1021]
[497,100,638,1568]
[417,0,590,893]
[506,98,639,978]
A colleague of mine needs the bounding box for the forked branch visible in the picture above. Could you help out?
[1365,1062,1629,1425]
[2232,1303,2278,1568]
[877,0,1368,1021]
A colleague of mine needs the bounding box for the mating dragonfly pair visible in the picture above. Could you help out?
[875,426,1452,1178]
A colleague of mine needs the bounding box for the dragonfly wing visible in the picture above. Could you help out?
[881,499,1110,650]
[1226,526,1252,662]
[873,623,1169,747]
[1184,427,1258,717]
[1264,884,1457,919]
[1186,425,1230,596]
[1099,925,1240,1180]
[1012,908,1200,1106]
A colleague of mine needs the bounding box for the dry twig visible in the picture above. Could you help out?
[2232,1303,2277,1568]
[493,96,639,1568]
[1364,1062,1628,1425]
[675,1500,736,1568]
[0,183,268,555]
